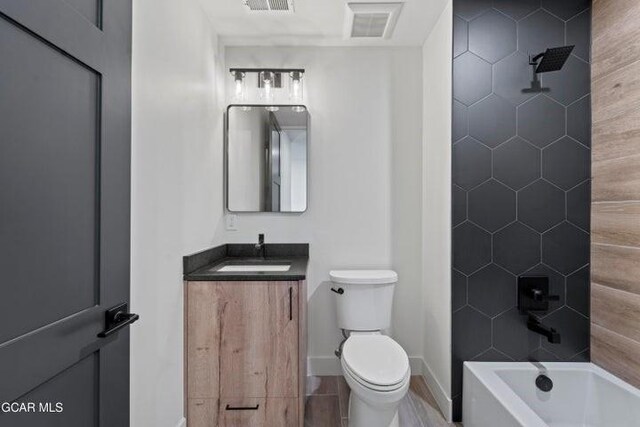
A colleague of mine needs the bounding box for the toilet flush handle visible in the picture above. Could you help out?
[331,287,344,295]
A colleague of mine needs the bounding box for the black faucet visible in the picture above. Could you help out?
[527,314,561,344]
[255,233,265,258]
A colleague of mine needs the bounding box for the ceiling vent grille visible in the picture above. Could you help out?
[352,13,391,37]
[345,2,404,39]
[242,0,295,13]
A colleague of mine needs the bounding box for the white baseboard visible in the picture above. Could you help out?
[421,359,452,423]
[176,417,186,427]
[308,356,426,376]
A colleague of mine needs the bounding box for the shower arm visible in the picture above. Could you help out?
[529,52,545,65]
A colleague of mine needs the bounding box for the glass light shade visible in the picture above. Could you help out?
[232,71,246,102]
[289,71,304,102]
[260,71,275,103]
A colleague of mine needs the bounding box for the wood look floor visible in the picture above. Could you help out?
[304,376,458,427]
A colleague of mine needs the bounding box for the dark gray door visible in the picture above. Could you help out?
[0,0,132,425]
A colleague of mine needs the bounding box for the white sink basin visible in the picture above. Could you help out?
[216,265,291,272]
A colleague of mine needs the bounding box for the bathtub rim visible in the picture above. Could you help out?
[463,362,640,426]
[464,361,547,427]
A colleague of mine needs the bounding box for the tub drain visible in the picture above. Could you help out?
[536,374,553,392]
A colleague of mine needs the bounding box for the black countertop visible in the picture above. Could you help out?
[183,243,309,282]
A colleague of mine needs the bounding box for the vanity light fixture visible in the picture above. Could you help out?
[229,68,305,105]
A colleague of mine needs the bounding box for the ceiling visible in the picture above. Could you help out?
[199,0,449,47]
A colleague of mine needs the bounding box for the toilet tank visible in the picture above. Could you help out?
[330,270,398,331]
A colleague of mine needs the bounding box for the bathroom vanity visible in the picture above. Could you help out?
[183,244,308,427]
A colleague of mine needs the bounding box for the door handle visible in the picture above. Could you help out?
[98,303,139,338]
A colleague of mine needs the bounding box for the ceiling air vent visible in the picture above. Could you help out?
[242,0,295,13]
[345,2,404,39]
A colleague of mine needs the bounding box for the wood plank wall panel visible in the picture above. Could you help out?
[591,244,640,294]
[591,202,640,246]
[591,0,640,389]
[592,61,640,125]
[592,324,640,387]
[592,0,640,80]
[592,107,640,163]
[592,283,640,342]
[591,154,640,202]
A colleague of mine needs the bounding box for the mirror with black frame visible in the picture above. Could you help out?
[226,105,308,213]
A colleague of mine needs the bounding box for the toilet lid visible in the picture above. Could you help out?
[329,270,398,285]
[342,335,409,387]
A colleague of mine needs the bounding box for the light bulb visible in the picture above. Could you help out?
[291,80,301,99]
[235,79,243,99]
[264,80,273,102]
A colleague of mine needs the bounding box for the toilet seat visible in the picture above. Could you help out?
[341,335,410,392]
[343,360,410,392]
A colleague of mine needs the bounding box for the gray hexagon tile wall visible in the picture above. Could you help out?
[451,0,591,421]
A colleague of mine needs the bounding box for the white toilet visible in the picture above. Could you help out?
[330,270,410,427]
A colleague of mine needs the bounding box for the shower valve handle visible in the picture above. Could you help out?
[531,288,560,302]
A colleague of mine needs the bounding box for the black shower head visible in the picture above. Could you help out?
[530,46,575,74]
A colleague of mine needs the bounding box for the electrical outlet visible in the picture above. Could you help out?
[225,214,238,231]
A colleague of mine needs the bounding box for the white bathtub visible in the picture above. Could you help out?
[463,362,640,427]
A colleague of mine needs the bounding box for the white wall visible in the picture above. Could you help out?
[131,0,224,425]
[222,47,424,372]
[421,1,453,419]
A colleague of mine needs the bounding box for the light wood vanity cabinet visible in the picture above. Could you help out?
[185,280,307,427]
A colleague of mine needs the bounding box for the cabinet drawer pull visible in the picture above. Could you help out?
[289,287,293,321]
[225,404,260,411]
